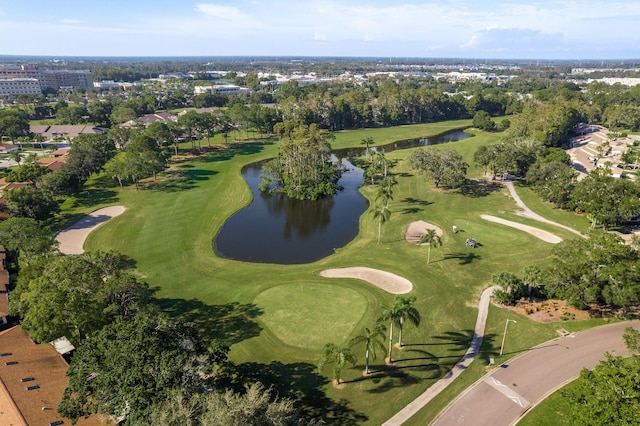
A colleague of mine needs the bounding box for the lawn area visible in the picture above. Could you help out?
[517,379,576,426]
[60,120,603,425]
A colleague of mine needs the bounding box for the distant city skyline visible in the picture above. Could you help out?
[1,0,640,60]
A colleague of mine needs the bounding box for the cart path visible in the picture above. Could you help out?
[382,286,499,426]
[480,214,563,244]
[504,181,584,238]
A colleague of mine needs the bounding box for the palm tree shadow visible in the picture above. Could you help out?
[442,251,482,265]
[431,330,475,351]
[399,197,433,215]
[365,368,422,394]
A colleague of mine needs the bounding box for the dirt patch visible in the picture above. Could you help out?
[405,220,444,245]
[496,299,590,322]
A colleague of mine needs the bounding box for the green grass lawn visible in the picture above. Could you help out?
[61,120,602,425]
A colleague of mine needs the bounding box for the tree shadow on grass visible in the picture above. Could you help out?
[154,297,263,345]
[399,197,433,214]
[198,141,268,163]
[230,361,368,425]
[70,187,118,209]
[459,179,501,198]
[145,169,218,192]
[441,251,482,265]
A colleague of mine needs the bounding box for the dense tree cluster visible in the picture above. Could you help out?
[259,124,343,200]
[59,311,226,424]
[545,231,640,309]
[563,328,640,426]
[409,147,468,189]
[9,250,151,343]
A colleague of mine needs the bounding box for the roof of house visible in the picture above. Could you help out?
[0,261,8,318]
[35,157,66,171]
[50,147,70,157]
[137,112,178,126]
[0,178,30,192]
[0,326,104,426]
[30,125,107,140]
[0,143,19,153]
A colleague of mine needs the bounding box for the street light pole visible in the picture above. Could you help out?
[499,319,517,356]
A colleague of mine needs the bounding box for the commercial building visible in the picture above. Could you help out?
[0,65,93,93]
[0,78,42,96]
[39,69,93,90]
[194,84,249,96]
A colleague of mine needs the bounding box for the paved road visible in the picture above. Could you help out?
[431,320,640,426]
[382,286,499,426]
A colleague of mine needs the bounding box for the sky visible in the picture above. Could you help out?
[1,0,640,60]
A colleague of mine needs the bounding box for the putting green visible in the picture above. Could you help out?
[254,282,368,350]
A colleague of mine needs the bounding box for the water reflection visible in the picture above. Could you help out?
[213,129,472,264]
[213,158,367,264]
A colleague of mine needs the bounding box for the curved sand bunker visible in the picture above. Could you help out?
[56,206,126,255]
[319,267,413,294]
[480,214,562,244]
[405,220,444,245]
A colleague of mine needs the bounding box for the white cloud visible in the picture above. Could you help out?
[58,18,82,25]
[194,3,250,21]
[314,32,327,41]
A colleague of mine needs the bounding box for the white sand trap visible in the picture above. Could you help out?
[56,206,126,254]
[319,267,413,294]
[480,214,562,244]
[405,220,444,245]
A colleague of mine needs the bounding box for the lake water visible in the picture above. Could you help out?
[213,129,472,264]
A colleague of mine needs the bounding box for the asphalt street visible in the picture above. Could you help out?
[431,320,640,426]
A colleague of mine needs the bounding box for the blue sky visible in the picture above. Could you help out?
[1,0,640,59]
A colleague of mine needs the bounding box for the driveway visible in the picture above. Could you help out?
[431,320,640,426]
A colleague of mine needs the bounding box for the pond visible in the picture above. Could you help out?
[213,129,472,264]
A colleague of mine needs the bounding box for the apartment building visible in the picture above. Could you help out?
[0,78,42,96]
[0,65,93,94]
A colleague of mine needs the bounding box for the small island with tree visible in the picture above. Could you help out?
[259,123,344,200]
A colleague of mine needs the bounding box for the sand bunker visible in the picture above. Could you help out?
[405,220,444,245]
[319,267,413,294]
[56,206,126,254]
[480,214,562,244]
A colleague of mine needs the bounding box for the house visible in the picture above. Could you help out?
[30,125,107,141]
[0,143,20,154]
[35,156,67,171]
[123,112,178,128]
[35,147,70,171]
[0,246,9,326]
[0,326,105,425]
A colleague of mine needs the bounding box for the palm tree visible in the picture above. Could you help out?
[361,137,374,161]
[395,296,421,348]
[349,323,387,375]
[378,303,402,364]
[8,150,22,168]
[419,228,442,264]
[372,203,391,244]
[318,343,357,385]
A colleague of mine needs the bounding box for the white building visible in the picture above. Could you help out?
[194,84,249,96]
